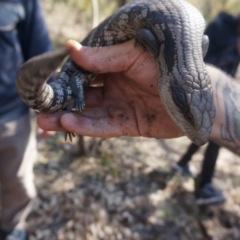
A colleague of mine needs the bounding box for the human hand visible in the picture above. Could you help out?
[37,40,183,139]
[38,128,55,140]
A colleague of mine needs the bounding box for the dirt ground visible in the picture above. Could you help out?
[26,2,240,239]
[26,134,240,240]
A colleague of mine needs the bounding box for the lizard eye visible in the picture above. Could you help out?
[185,111,195,126]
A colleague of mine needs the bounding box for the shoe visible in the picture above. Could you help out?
[195,183,226,206]
[5,228,29,240]
[172,163,194,178]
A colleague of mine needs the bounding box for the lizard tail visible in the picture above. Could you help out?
[16,48,70,112]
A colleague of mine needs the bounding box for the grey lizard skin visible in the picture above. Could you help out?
[16,0,216,146]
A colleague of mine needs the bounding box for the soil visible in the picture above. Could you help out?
[28,135,240,240]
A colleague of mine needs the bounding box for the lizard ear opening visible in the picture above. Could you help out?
[202,35,209,58]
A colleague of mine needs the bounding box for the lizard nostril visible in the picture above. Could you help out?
[185,111,195,126]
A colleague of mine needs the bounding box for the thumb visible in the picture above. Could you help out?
[66,39,142,73]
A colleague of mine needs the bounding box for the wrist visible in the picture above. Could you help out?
[207,65,224,143]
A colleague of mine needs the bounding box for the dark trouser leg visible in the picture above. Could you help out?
[0,112,37,231]
[199,141,221,187]
[178,143,200,165]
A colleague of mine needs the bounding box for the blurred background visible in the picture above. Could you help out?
[42,0,240,45]
[29,0,240,239]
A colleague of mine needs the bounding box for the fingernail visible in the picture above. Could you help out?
[66,40,82,50]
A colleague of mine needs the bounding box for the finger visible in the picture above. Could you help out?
[83,107,109,118]
[37,87,104,130]
[60,113,125,138]
[66,39,142,73]
[37,112,66,132]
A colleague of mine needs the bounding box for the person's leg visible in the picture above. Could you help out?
[195,141,225,205]
[173,143,200,177]
[0,112,37,234]
[199,141,220,187]
[178,143,200,166]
